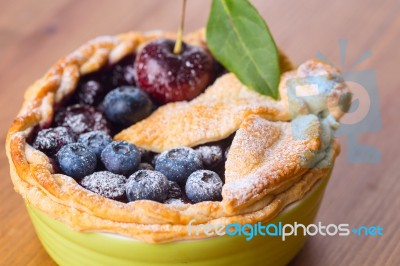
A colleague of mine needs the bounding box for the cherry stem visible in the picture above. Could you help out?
[173,0,187,54]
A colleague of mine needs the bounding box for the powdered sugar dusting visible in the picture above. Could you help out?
[54,104,110,135]
[164,198,185,206]
[195,145,224,168]
[125,170,169,202]
[185,170,223,202]
[80,171,127,200]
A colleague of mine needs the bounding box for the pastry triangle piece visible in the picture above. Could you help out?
[223,114,322,213]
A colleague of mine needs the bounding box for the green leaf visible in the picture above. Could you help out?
[206,0,280,99]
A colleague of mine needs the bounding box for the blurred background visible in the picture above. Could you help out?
[1,0,399,265]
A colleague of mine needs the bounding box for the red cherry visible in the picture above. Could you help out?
[135,39,213,104]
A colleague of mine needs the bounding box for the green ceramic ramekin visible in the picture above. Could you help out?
[26,175,330,266]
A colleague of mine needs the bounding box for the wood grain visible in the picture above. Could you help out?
[1,0,399,265]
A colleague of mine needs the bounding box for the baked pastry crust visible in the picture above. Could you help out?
[6,29,350,243]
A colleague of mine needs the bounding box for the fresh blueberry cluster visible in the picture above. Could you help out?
[32,128,230,202]
[30,40,229,204]
[155,147,203,184]
[55,140,225,203]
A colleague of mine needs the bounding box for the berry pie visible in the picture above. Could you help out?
[6,29,351,243]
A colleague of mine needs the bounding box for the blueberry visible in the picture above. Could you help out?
[101,141,141,176]
[80,171,127,200]
[78,131,112,158]
[33,127,75,156]
[57,143,97,179]
[102,86,153,127]
[155,147,203,184]
[125,170,169,202]
[195,145,224,169]
[185,170,223,203]
[167,181,183,199]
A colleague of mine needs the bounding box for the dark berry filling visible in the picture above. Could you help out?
[33,126,75,156]
[137,148,157,164]
[77,80,107,106]
[54,104,110,135]
[80,171,127,200]
[195,145,224,169]
[108,54,136,87]
[29,43,234,204]
[137,163,154,171]
[167,181,183,200]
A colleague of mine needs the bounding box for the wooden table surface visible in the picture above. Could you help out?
[1,0,399,265]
